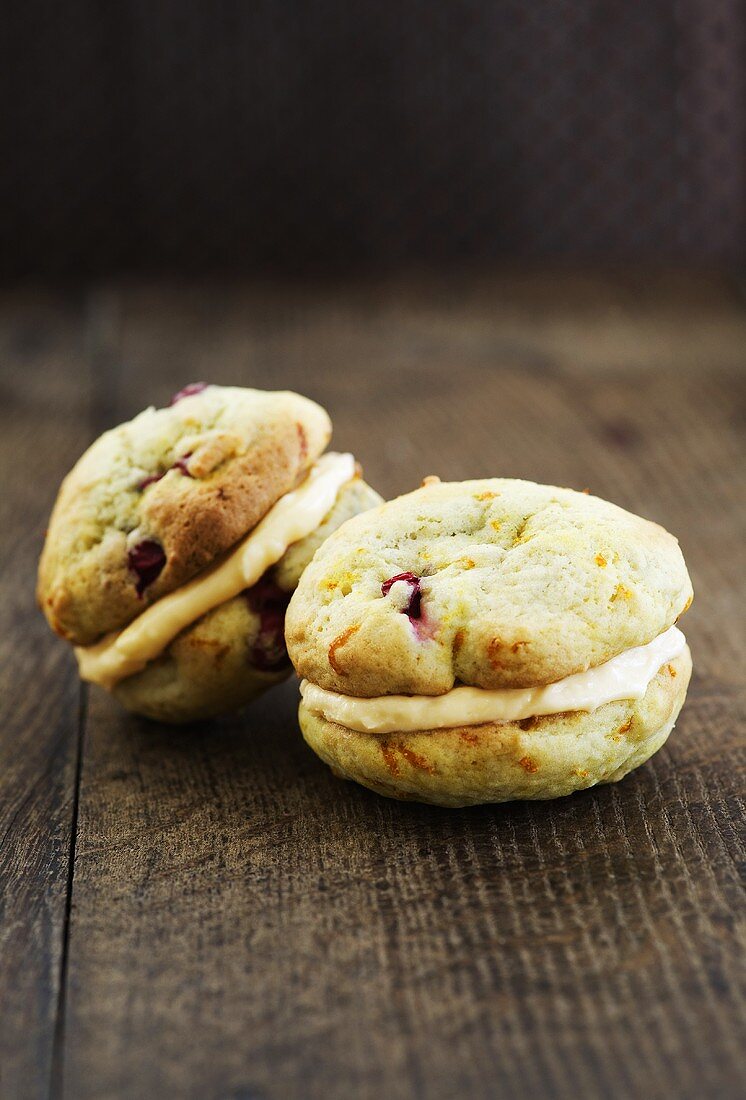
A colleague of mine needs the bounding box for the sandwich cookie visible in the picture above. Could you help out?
[38,384,381,721]
[286,478,693,807]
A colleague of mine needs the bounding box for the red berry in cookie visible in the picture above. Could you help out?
[138,452,194,491]
[137,472,164,491]
[169,382,208,405]
[127,539,166,597]
[382,571,422,620]
[172,452,194,477]
[245,575,292,671]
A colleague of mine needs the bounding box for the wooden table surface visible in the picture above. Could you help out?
[1,272,744,1100]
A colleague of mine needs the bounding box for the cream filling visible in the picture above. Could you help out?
[76,452,356,690]
[300,626,687,734]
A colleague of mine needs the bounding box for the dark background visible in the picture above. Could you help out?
[2,0,744,277]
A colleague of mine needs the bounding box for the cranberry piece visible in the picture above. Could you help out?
[172,452,194,477]
[137,452,193,491]
[245,575,292,671]
[169,382,207,406]
[381,571,422,620]
[128,539,167,597]
[137,472,164,491]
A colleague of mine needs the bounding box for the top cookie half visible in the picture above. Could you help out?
[39,385,331,645]
[285,478,693,696]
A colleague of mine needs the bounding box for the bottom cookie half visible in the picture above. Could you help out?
[298,647,692,807]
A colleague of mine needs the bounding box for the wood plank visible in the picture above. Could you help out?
[56,274,744,1099]
[0,293,91,1100]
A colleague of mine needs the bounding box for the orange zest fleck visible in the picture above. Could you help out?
[487,637,504,668]
[400,747,436,774]
[328,624,360,675]
[296,422,308,461]
[380,742,400,777]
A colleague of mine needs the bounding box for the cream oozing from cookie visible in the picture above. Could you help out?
[76,452,356,690]
[300,626,687,733]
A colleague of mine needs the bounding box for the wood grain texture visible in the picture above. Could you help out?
[1,272,743,1099]
[0,293,90,1100]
